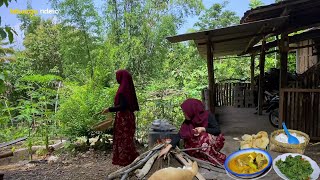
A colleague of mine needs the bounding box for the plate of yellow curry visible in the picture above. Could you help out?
[224,148,272,178]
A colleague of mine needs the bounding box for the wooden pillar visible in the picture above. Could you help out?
[279,89,285,128]
[258,40,266,115]
[279,33,289,127]
[250,54,255,90]
[206,38,215,113]
[280,33,289,89]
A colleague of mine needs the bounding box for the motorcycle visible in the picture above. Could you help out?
[254,91,278,113]
[266,95,279,128]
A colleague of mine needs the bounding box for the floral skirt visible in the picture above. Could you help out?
[112,111,139,166]
[184,133,226,165]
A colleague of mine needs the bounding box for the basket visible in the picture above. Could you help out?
[269,129,310,154]
[92,116,113,131]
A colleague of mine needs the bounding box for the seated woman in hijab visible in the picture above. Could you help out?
[159,98,226,165]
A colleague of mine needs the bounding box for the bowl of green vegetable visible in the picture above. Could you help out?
[273,153,320,180]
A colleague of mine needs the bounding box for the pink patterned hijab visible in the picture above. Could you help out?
[179,98,209,139]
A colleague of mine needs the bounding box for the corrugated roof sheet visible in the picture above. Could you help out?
[166,16,287,58]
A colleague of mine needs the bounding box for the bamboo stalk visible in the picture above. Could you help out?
[178,146,211,152]
[180,151,224,171]
[200,152,224,169]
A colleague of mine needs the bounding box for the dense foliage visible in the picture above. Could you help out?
[0,0,297,148]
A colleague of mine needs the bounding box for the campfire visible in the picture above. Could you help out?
[107,143,225,180]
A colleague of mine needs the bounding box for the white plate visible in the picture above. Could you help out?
[273,153,320,180]
[226,166,273,180]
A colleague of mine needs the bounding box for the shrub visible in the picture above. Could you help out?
[56,82,117,141]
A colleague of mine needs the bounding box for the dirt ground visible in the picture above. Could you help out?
[1,148,116,180]
[2,142,319,180]
[1,107,319,180]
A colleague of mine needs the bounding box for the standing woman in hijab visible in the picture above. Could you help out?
[102,70,139,166]
[158,98,226,165]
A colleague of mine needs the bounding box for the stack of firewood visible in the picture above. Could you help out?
[107,144,225,180]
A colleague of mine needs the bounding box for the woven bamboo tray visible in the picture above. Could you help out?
[92,116,113,131]
[269,129,310,154]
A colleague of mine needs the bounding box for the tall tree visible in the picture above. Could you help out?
[0,41,15,62]
[194,1,240,30]
[0,40,15,93]
[23,20,63,77]
[0,0,17,43]
[103,0,203,83]
[50,0,103,79]
[249,0,264,9]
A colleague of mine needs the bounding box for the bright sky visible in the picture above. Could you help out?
[0,0,275,49]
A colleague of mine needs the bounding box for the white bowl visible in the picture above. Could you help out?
[226,165,273,180]
[224,148,272,178]
[273,153,320,180]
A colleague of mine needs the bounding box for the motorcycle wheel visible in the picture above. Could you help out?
[269,109,279,128]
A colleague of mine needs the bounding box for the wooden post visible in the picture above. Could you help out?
[0,151,13,159]
[279,33,289,126]
[280,33,289,88]
[250,54,255,90]
[207,38,215,113]
[258,40,266,115]
[279,89,285,128]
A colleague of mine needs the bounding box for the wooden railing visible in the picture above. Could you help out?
[280,88,320,141]
[215,83,251,106]
[289,62,320,88]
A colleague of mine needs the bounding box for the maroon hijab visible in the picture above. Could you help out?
[114,70,139,112]
[179,99,209,139]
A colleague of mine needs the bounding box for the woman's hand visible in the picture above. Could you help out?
[194,127,206,134]
[158,144,172,159]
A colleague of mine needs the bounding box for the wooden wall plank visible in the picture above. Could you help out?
[293,92,297,130]
[313,93,318,138]
[221,84,224,106]
[310,93,314,137]
[281,89,320,93]
[299,92,303,132]
[216,84,219,106]
[218,85,220,106]
[291,92,294,128]
[223,83,226,106]
[287,92,291,127]
[279,90,285,128]
[229,83,231,106]
[318,93,320,137]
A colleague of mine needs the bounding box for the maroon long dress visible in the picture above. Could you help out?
[110,70,139,166]
[179,99,226,165]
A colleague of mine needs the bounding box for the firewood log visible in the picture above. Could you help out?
[135,152,159,179]
[119,150,158,180]
[172,152,206,180]
[0,151,13,159]
[180,151,225,171]
[107,144,164,180]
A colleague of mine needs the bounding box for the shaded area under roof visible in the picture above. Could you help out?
[166,16,287,58]
[241,0,320,34]
[245,28,320,55]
